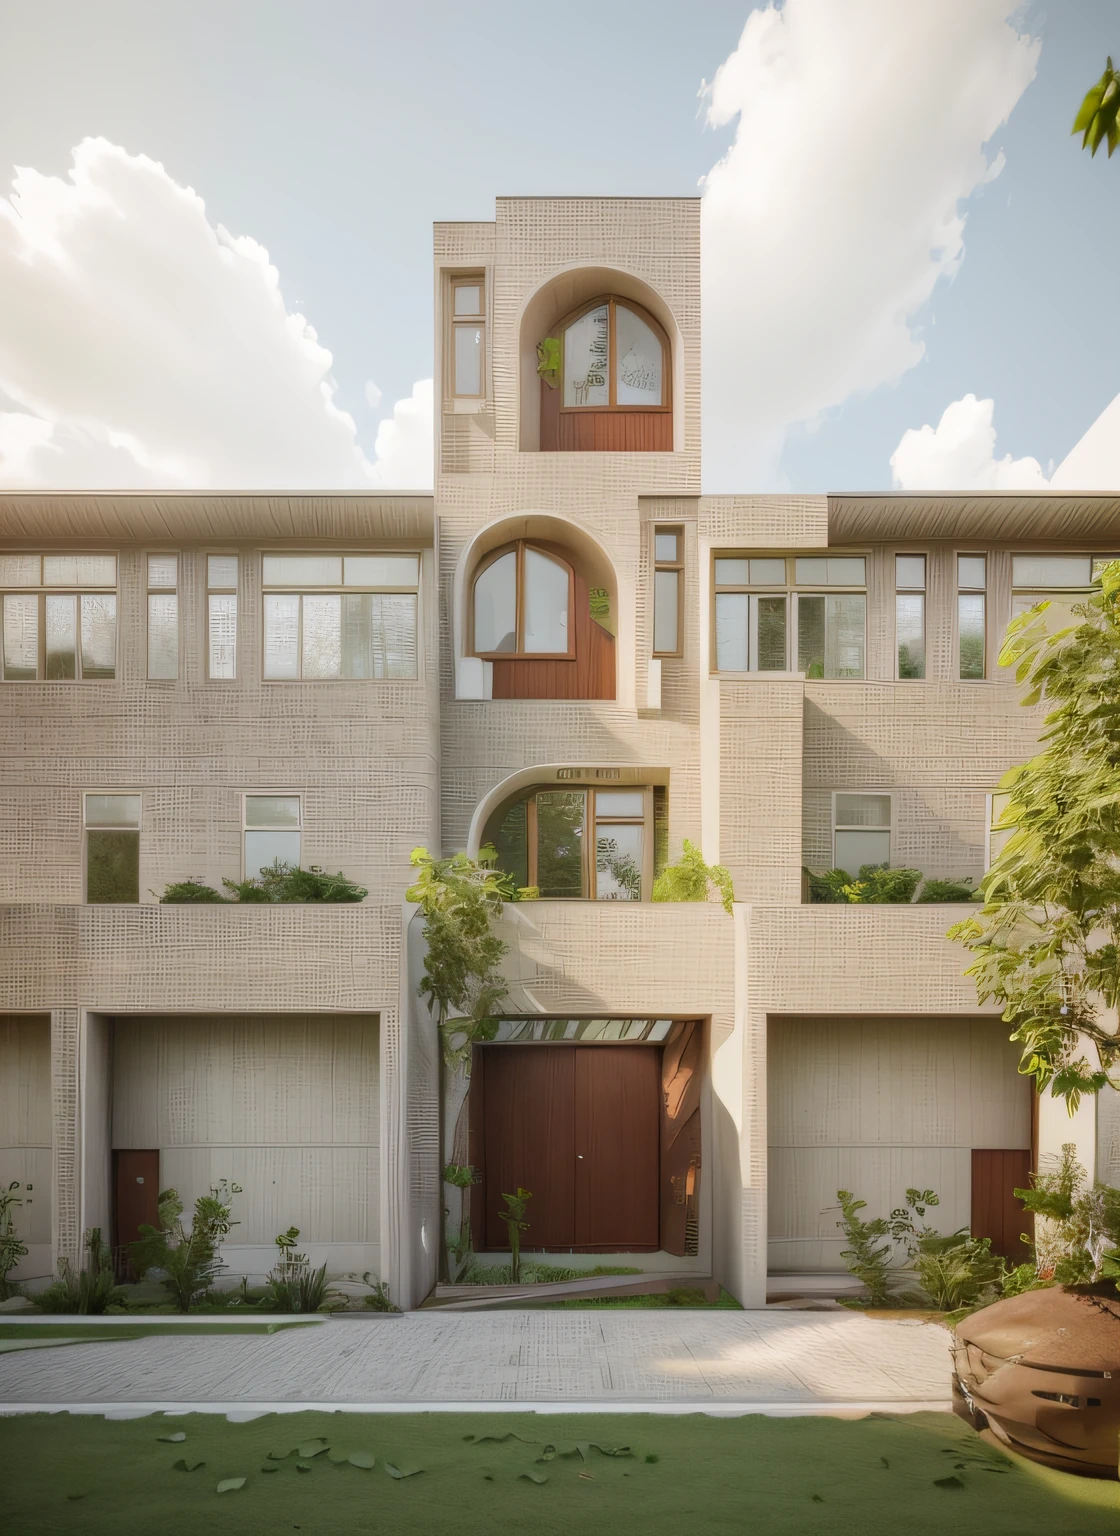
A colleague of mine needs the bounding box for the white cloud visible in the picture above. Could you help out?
[364,379,384,411]
[890,394,1048,489]
[700,0,1040,490]
[0,138,432,490]
[369,379,435,490]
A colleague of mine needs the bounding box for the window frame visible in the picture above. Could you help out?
[554,295,671,416]
[652,524,684,659]
[494,784,655,901]
[447,272,487,402]
[242,791,303,881]
[986,790,1017,870]
[83,790,142,904]
[205,552,239,682]
[831,790,893,872]
[259,550,421,682]
[955,551,988,682]
[146,551,180,682]
[0,552,118,682]
[894,552,926,682]
[470,539,576,661]
[710,552,868,679]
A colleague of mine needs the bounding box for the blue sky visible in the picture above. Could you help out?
[0,0,1117,491]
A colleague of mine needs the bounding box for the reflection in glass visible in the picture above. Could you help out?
[715,592,748,671]
[3,594,38,679]
[264,595,300,679]
[958,593,985,679]
[523,548,569,653]
[835,828,890,872]
[82,594,116,679]
[147,593,178,679]
[302,595,341,679]
[45,594,76,679]
[244,829,301,877]
[474,551,517,652]
[755,595,787,671]
[596,821,643,900]
[454,325,483,395]
[0,555,41,586]
[535,791,585,898]
[147,554,178,588]
[896,593,925,679]
[245,795,300,827]
[369,594,417,679]
[86,830,139,902]
[491,799,528,889]
[563,305,609,407]
[654,568,679,653]
[797,594,865,678]
[208,594,237,679]
[615,304,662,405]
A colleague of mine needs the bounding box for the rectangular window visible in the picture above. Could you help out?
[147,553,178,680]
[0,553,117,681]
[988,791,1016,867]
[713,554,865,677]
[207,554,238,679]
[958,554,986,680]
[652,526,683,656]
[505,786,653,900]
[84,792,141,903]
[261,552,419,680]
[833,792,891,873]
[244,794,302,878]
[1009,552,1119,637]
[895,554,925,680]
[449,274,485,399]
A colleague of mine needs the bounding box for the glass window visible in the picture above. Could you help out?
[794,557,866,586]
[653,525,684,657]
[453,283,482,317]
[563,305,610,407]
[207,555,238,680]
[989,791,1016,866]
[560,297,668,410]
[262,552,419,680]
[895,555,925,680]
[471,542,572,658]
[1008,553,1118,644]
[615,304,663,406]
[834,793,891,873]
[957,554,986,680]
[454,325,483,396]
[798,594,865,679]
[523,548,569,653]
[147,554,178,680]
[473,551,517,653]
[486,785,652,900]
[2,554,117,681]
[535,791,586,898]
[449,274,486,398]
[84,793,141,903]
[2,594,37,679]
[45,595,77,679]
[244,794,302,878]
[714,554,865,677]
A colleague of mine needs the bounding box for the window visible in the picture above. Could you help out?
[472,541,572,657]
[487,786,652,900]
[987,791,1017,867]
[713,555,866,678]
[147,554,178,680]
[262,552,418,680]
[833,793,891,872]
[559,297,669,411]
[207,554,238,679]
[653,527,683,657]
[1,553,117,681]
[895,555,925,679]
[1010,553,1118,636]
[958,554,986,680]
[244,794,301,878]
[84,793,141,903]
[449,274,485,399]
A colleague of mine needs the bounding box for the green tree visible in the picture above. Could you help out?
[651,839,735,913]
[1074,57,1120,158]
[951,562,1120,1111]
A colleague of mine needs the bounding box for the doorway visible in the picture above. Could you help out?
[471,1045,661,1251]
[971,1148,1032,1261]
[113,1148,160,1252]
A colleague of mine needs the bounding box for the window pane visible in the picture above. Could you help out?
[614,304,662,406]
[491,799,528,889]
[714,591,748,670]
[1012,555,1092,589]
[208,554,238,589]
[81,594,116,679]
[453,283,482,316]
[453,324,483,395]
[795,556,865,586]
[0,555,40,586]
[714,558,749,586]
[45,594,76,679]
[654,568,679,653]
[208,593,237,678]
[263,594,300,679]
[594,790,645,817]
[563,305,609,408]
[1010,594,1081,635]
[835,793,891,827]
[302,594,341,679]
[43,554,116,587]
[654,531,678,562]
[749,558,786,585]
[755,594,788,671]
[147,593,178,679]
[147,554,178,589]
[896,593,925,679]
[245,829,301,877]
[596,822,643,900]
[3,594,38,678]
[958,555,986,590]
[535,791,586,898]
[86,829,139,903]
[85,793,141,827]
[245,795,300,828]
[341,592,373,679]
[344,554,419,587]
[895,555,925,589]
[262,554,341,586]
[835,828,891,873]
[474,550,517,653]
[826,594,865,678]
[958,593,985,679]
[523,547,569,653]
[370,593,417,679]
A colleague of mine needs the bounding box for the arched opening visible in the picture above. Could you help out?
[538,295,671,452]
[482,781,659,901]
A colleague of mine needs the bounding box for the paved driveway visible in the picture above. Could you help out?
[0,1311,953,1410]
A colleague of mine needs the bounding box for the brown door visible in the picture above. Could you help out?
[971,1148,1032,1262]
[113,1149,160,1250]
[474,1045,660,1252]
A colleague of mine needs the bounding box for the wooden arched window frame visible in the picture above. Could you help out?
[470,540,576,660]
[556,296,671,417]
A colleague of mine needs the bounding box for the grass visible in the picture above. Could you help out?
[458,1262,642,1285]
[534,1287,743,1310]
[6,1409,1120,1535]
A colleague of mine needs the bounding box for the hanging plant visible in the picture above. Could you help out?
[536,337,560,388]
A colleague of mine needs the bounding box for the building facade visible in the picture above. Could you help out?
[2,197,1117,1308]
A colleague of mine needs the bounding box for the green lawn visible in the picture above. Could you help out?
[5,1409,1120,1535]
[531,1287,743,1310]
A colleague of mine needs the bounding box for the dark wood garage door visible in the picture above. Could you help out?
[473,1045,661,1252]
[972,1148,1032,1262]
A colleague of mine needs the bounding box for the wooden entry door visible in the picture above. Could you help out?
[474,1046,660,1252]
[113,1149,160,1250]
[971,1148,1032,1261]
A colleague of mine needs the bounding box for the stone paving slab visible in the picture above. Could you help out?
[0,1311,953,1407]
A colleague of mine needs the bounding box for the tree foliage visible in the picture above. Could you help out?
[652,839,735,914]
[1074,56,1120,159]
[131,1181,241,1312]
[950,562,1120,1111]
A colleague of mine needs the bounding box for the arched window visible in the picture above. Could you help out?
[560,297,668,410]
[471,541,573,658]
[485,786,654,901]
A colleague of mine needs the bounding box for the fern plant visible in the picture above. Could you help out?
[831,1190,895,1306]
[652,840,735,914]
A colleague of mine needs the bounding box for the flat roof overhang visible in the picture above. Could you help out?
[828,491,1120,544]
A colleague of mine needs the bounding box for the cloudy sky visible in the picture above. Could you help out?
[0,0,1117,493]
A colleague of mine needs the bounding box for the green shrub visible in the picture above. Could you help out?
[159,879,226,903]
[268,1261,329,1313]
[131,1181,241,1312]
[652,840,735,913]
[158,862,367,905]
[362,1279,400,1312]
[915,878,979,903]
[912,1234,1005,1312]
[832,1190,896,1306]
[667,1286,709,1306]
[0,1180,29,1299]
[36,1228,119,1314]
[806,865,923,904]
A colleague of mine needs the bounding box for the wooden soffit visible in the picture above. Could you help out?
[829,492,1120,545]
